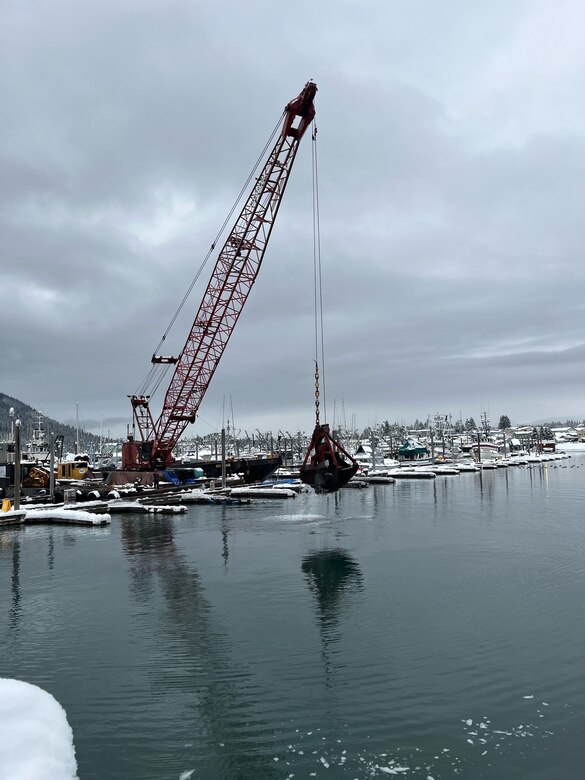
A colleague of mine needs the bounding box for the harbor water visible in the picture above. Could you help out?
[2,459,585,779]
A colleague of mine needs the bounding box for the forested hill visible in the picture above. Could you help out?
[0,392,101,454]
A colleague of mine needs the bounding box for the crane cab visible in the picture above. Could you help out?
[121,438,170,470]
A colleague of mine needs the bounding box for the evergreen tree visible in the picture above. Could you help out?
[498,414,511,430]
[465,417,476,432]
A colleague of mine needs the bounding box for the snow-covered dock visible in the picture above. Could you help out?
[24,508,111,526]
[0,509,27,527]
[175,489,250,505]
[22,499,110,514]
[143,504,188,514]
[107,499,189,514]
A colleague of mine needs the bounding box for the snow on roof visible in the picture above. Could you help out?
[0,678,78,779]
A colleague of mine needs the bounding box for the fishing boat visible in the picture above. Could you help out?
[472,441,501,462]
[397,438,432,464]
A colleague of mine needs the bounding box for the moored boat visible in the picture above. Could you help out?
[386,468,436,479]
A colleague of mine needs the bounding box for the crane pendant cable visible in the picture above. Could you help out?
[299,127,358,494]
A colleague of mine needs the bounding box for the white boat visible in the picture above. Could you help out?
[478,459,499,470]
[456,462,480,473]
[526,454,545,463]
[508,452,529,464]
[472,441,500,462]
[424,464,460,476]
[386,468,436,480]
[555,442,585,453]
[352,442,394,473]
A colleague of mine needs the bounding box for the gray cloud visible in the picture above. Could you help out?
[1,0,585,439]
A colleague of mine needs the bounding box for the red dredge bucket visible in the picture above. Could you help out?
[299,423,358,494]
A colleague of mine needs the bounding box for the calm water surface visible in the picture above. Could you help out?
[2,459,585,779]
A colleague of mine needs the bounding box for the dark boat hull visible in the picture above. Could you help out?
[173,455,282,484]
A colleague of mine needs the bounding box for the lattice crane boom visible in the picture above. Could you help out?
[123,82,317,469]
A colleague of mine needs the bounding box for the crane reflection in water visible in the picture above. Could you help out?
[120,514,282,779]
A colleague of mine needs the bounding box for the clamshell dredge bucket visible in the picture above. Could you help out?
[300,423,358,494]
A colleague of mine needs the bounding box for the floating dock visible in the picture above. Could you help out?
[0,510,26,527]
[22,508,111,526]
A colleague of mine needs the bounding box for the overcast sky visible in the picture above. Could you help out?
[2,0,585,439]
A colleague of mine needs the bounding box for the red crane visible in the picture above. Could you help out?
[122,81,317,470]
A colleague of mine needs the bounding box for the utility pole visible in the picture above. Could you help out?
[221,428,226,489]
[14,420,21,510]
[76,403,80,455]
[49,432,56,503]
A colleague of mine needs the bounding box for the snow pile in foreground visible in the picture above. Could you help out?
[0,678,78,779]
